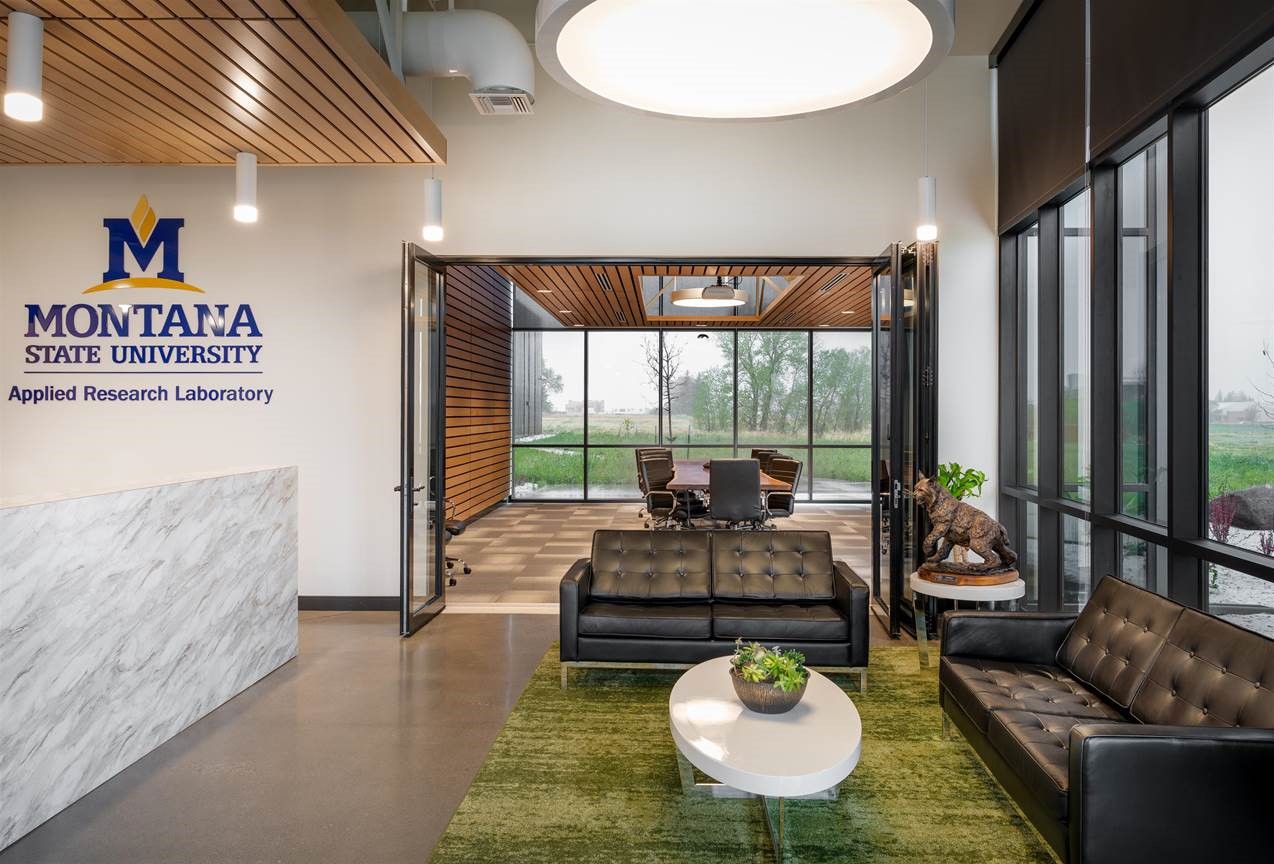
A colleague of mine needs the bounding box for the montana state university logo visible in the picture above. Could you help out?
[85,195,203,294]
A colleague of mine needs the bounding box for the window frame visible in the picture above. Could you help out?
[998,37,1274,616]
[509,327,873,503]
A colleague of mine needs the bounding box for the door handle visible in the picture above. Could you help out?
[393,484,427,493]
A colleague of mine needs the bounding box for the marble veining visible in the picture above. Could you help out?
[0,467,298,851]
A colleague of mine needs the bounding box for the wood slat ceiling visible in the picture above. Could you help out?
[0,0,444,163]
[497,263,877,329]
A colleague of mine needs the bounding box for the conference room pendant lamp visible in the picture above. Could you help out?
[534,0,954,120]
[233,152,259,223]
[4,12,44,122]
[423,176,444,243]
[916,80,938,241]
[671,276,746,308]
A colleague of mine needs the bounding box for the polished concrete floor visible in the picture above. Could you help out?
[447,502,873,605]
[0,612,557,864]
[1,608,905,863]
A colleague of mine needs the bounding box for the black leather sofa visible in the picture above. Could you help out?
[940,575,1274,864]
[560,529,870,689]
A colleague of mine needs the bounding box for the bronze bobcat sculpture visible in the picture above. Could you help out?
[914,473,1018,573]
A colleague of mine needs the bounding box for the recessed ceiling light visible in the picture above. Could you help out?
[537,289,553,293]
[818,323,830,327]
[536,0,954,120]
[559,309,573,314]
[841,309,855,314]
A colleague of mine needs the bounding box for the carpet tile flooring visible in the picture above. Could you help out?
[445,503,872,606]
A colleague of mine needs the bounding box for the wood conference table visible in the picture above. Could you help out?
[666,459,790,493]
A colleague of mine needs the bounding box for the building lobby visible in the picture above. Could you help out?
[2,2,1273,863]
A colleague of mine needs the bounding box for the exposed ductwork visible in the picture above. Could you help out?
[348,8,535,115]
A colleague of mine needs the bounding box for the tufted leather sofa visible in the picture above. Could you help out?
[940,575,1274,863]
[560,529,869,688]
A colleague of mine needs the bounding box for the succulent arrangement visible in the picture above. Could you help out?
[729,640,809,693]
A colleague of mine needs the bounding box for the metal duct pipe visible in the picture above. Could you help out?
[348,9,534,105]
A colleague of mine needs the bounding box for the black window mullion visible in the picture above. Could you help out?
[1038,205,1065,611]
[1090,164,1121,581]
[1167,107,1207,609]
[998,235,1020,547]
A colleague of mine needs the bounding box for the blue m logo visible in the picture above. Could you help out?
[86,196,202,294]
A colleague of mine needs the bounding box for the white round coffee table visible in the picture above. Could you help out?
[669,656,862,861]
[910,572,1026,667]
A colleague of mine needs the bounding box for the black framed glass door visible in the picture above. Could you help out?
[872,242,938,637]
[400,243,446,636]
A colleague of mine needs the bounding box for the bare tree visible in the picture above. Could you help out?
[1257,343,1274,420]
[642,335,685,440]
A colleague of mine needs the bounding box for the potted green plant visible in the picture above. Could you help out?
[728,640,809,714]
[936,462,988,564]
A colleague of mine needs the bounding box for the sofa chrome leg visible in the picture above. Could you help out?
[941,712,952,740]
[858,668,867,693]
[560,664,568,690]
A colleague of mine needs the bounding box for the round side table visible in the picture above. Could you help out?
[909,572,1026,667]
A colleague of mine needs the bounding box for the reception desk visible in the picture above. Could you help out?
[0,467,298,851]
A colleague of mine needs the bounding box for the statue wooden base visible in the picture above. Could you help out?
[917,563,1020,587]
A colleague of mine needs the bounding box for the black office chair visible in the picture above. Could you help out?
[442,498,471,586]
[750,448,779,474]
[764,457,803,521]
[708,458,764,529]
[635,447,673,518]
[640,456,684,529]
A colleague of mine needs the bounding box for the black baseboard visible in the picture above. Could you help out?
[299,596,398,611]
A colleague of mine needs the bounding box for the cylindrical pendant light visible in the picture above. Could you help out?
[233,152,258,223]
[422,177,444,242]
[916,175,937,241]
[5,12,44,123]
[915,77,938,242]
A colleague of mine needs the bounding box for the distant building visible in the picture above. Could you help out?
[1211,401,1260,424]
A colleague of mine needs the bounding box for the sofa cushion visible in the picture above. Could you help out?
[712,603,849,642]
[1130,607,1274,727]
[578,602,711,640]
[588,531,712,601]
[1057,576,1184,708]
[987,710,1131,821]
[941,657,1125,734]
[712,531,835,601]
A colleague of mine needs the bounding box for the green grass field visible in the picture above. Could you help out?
[512,413,870,498]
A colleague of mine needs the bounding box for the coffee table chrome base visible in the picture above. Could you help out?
[675,749,835,862]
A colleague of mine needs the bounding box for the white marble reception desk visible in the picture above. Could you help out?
[0,467,298,851]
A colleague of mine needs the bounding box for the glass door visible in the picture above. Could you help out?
[400,243,445,636]
[871,246,895,626]
[872,242,938,637]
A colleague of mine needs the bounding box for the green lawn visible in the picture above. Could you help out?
[1208,423,1274,499]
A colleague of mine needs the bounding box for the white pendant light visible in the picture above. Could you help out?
[233,152,258,223]
[916,79,938,241]
[917,175,937,241]
[671,277,746,308]
[535,0,954,120]
[422,176,444,243]
[5,12,44,123]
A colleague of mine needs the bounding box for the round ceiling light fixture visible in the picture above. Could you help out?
[535,0,954,120]
[671,277,747,308]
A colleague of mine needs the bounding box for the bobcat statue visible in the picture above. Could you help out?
[914,473,1018,573]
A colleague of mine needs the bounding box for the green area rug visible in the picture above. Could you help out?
[429,646,1056,863]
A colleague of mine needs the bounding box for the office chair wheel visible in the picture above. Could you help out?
[448,577,457,587]
[463,565,472,574]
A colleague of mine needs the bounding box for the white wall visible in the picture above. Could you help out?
[0,52,998,596]
[0,167,418,596]
[423,52,1000,514]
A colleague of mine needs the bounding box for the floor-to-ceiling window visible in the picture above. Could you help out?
[510,326,871,502]
[1204,62,1274,635]
[998,48,1274,630]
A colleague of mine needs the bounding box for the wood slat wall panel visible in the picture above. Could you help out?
[444,265,511,521]
[0,0,443,164]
